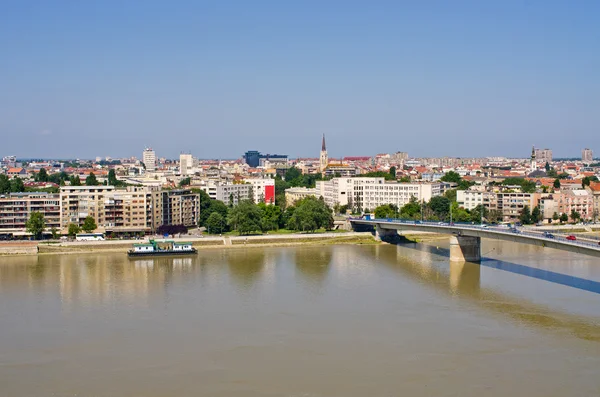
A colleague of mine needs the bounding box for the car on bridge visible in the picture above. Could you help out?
[566,235,577,241]
[543,232,555,238]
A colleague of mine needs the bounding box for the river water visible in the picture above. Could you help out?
[1,240,600,396]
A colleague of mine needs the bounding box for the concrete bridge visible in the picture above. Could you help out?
[350,218,600,262]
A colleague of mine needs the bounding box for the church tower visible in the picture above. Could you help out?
[530,145,537,172]
[320,134,328,174]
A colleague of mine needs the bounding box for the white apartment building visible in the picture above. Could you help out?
[582,148,594,163]
[200,180,252,205]
[316,177,446,212]
[142,148,156,172]
[244,178,275,204]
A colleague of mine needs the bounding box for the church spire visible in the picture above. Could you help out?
[322,134,326,151]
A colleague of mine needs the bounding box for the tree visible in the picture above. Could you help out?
[428,196,451,220]
[553,178,561,189]
[227,200,263,235]
[70,175,82,186]
[374,204,398,219]
[108,169,118,186]
[179,177,191,187]
[440,171,461,184]
[81,216,97,233]
[552,212,559,222]
[284,167,302,184]
[288,196,334,232]
[558,173,570,179]
[488,209,503,223]
[444,189,457,202]
[206,212,225,234]
[36,168,49,182]
[85,172,99,186]
[470,205,489,223]
[544,162,550,172]
[259,202,282,231]
[50,227,59,239]
[457,179,476,190]
[560,213,568,224]
[531,206,541,224]
[519,205,532,225]
[547,168,558,178]
[0,174,10,194]
[399,176,411,183]
[68,223,81,237]
[10,177,25,193]
[25,211,46,240]
[389,166,396,179]
[570,210,581,223]
[400,196,421,219]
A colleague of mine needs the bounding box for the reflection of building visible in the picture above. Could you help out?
[0,192,60,236]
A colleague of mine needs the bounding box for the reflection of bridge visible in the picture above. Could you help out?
[350,218,600,261]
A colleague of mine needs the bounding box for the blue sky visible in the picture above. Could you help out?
[1,1,598,159]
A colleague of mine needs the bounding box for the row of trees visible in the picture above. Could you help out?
[198,187,334,235]
[25,212,97,240]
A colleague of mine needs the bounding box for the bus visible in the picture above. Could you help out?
[75,233,105,241]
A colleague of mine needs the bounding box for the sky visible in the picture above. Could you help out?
[1,0,599,160]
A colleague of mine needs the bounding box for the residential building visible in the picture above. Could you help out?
[161,189,200,227]
[557,190,594,221]
[0,192,60,237]
[142,148,156,172]
[582,148,594,163]
[534,148,553,163]
[200,180,252,205]
[588,182,600,222]
[284,187,319,206]
[60,186,115,232]
[244,178,275,204]
[457,190,539,221]
[7,167,26,177]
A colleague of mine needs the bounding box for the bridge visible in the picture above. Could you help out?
[350,218,600,261]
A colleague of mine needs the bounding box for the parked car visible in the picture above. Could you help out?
[543,232,555,238]
[566,235,577,241]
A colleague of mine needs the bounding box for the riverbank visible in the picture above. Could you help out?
[31,232,379,255]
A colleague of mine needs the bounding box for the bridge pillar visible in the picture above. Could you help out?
[449,236,481,262]
[375,225,397,241]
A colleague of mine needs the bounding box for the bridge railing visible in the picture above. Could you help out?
[352,218,600,250]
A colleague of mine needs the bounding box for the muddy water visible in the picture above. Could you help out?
[0,240,599,396]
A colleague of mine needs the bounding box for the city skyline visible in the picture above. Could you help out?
[1,1,599,158]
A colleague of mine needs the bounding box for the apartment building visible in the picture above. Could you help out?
[142,148,156,172]
[200,180,252,205]
[457,190,539,221]
[179,153,194,176]
[557,190,594,221]
[161,189,200,227]
[589,182,600,221]
[244,178,275,204]
[316,177,447,212]
[0,192,60,237]
[582,148,594,164]
[60,186,115,232]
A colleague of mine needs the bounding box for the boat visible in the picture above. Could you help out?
[127,239,197,257]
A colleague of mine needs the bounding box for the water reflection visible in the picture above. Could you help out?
[294,246,332,285]
[373,244,600,342]
[226,248,266,288]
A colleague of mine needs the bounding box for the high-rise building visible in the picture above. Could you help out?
[582,148,593,163]
[243,151,288,168]
[179,153,193,175]
[142,148,156,172]
[320,134,328,173]
[534,148,552,162]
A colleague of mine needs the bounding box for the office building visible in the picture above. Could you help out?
[179,153,194,175]
[534,148,553,163]
[582,148,593,163]
[244,151,288,168]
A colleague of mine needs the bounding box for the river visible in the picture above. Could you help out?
[1,240,599,396]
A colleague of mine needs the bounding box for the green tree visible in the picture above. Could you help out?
[284,167,302,184]
[552,212,559,221]
[85,172,99,186]
[288,196,334,232]
[68,223,81,237]
[10,177,25,193]
[389,166,396,179]
[227,200,263,235]
[471,205,489,223]
[50,227,59,239]
[108,169,118,186]
[25,211,46,240]
[400,196,421,219]
[205,212,225,234]
[488,209,503,223]
[399,176,411,183]
[444,189,457,202]
[179,177,191,187]
[36,168,49,182]
[457,179,476,190]
[428,196,451,220]
[553,178,561,189]
[81,216,97,233]
[544,162,550,172]
[519,205,532,225]
[531,206,541,224]
[259,202,282,231]
[570,210,581,223]
[70,175,82,186]
[374,204,398,219]
[0,174,10,194]
[547,168,558,178]
[558,173,570,179]
[440,171,461,184]
[560,213,568,223]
